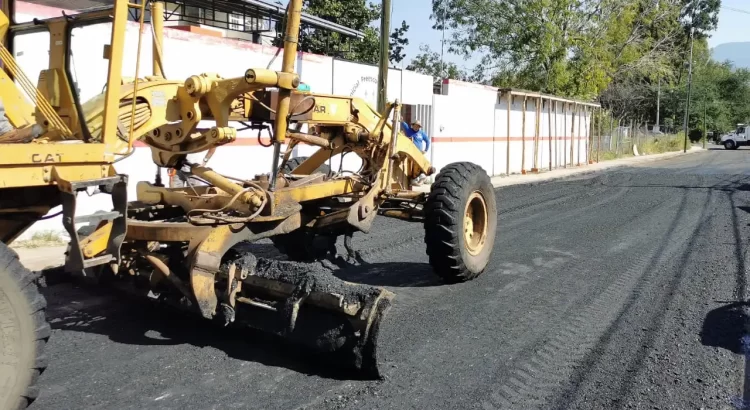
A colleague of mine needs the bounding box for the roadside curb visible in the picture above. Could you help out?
[416,146,705,192]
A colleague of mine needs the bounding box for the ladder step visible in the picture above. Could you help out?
[76,211,122,224]
[83,254,114,268]
[69,176,126,190]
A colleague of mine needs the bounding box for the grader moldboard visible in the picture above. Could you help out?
[0,0,497,408]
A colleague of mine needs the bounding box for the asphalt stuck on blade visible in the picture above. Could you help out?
[221,251,392,378]
[29,148,750,410]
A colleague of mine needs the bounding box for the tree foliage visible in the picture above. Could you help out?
[390,21,410,64]
[657,40,750,137]
[288,0,409,66]
[427,0,695,99]
[413,0,743,133]
[682,0,721,38]
[295,0,739,135]
[407,44,468,81]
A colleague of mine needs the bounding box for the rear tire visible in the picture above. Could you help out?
[424,162,497,283]
[0,243,50,410]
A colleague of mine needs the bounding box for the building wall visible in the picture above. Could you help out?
[10,2,595,239]
[431,80,593,178]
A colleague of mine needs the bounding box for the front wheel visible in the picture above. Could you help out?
[0,243,50,410]
[424,162,497,283]
[724,140,735,150]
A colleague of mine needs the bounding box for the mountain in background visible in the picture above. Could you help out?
[711,42,750,69]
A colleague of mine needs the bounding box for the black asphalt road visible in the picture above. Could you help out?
[29,148,750,410]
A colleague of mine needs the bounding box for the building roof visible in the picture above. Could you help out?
[498,87,601,108]
[17,0,365,38]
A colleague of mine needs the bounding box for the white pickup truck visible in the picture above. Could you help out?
[720,124,748,150]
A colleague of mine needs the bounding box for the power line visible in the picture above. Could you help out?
[722,5,750,15]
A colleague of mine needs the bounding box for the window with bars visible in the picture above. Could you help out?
[183,5,200,23]
[228,13,244,31]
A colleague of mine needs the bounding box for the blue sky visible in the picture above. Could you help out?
[708,0,750,48]
[391,0,749,70]
[390,0,473,69]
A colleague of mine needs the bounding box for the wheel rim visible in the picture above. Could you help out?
[463,191,488,256]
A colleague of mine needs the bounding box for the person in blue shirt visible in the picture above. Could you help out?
[401,120,430,152]
[401,120,430,185]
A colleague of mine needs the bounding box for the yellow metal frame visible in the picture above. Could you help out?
[0,0,154,245]
[1,0,434,279]
[0,1,140,192]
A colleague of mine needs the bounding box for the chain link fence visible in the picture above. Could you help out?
[590,113,683,162]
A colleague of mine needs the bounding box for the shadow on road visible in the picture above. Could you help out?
[334,261,443,287]
[42,282,380,381]
[39,239,444,382]
[701,189,750,355]
[700,301,750,354]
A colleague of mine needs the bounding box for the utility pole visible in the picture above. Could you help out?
[703,100,707,149]
[654,0,661,134]
[682,24,694,153]
[439,0,446,95]
[655,78,661,133]
[377,0,391,113]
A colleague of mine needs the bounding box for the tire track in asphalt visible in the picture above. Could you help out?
[326,174,680,409]
[356,182,606,253]
[728,184,750,409]
[558,185,715,409]
[465,181,678,404]
[478,183,712,409]
[549,174,745,410]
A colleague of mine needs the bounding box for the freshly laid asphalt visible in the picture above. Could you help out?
[28,147,750,410]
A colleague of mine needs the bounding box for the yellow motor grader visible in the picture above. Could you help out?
[0,0,497,408]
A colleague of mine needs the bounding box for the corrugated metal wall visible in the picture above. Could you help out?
[403,104,434,137]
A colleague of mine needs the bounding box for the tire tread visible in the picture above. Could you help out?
[0,242,49,409]
[424,162,496,283]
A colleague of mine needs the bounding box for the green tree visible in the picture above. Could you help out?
[685,56,750,138]
[277,0,409,66]
[430,0,685,100]
[431,0,584,95]
[421,0,737,140]
[681,0,721,38]
[597,0,686,119]
[390,21,410,64]
[406,44,468,81]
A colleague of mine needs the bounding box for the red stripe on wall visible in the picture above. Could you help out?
[431,136,588,143]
